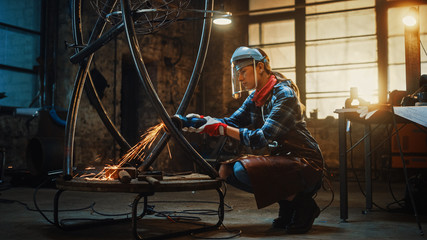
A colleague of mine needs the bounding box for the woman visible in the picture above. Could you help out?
[185,46,324,234]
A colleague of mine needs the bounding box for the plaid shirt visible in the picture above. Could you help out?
[220,79,322,160]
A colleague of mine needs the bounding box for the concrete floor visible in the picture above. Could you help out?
[0,179,426,240]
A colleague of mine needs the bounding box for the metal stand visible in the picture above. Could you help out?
[132,188,224,240]
[53,177,224,239]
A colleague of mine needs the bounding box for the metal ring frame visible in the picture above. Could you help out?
[64,0,218,179]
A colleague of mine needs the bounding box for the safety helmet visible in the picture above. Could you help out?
[230,47,267,99]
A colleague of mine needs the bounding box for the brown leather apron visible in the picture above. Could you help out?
[223,154,322,209]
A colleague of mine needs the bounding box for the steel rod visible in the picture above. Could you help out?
[70,21,125,64]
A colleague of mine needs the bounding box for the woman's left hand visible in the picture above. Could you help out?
[197,116,228,136]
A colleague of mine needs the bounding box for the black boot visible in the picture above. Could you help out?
[286,194,320,234]
[272,200,293,228]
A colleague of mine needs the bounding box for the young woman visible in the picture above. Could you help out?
[185,46,324,234]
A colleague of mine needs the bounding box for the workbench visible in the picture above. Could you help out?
[335,105,427,222]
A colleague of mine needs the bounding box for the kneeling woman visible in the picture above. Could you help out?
[185,46,324,234]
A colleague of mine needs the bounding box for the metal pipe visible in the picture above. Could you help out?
[0,21,40,35]
[70,21,125,64]
[140,0,214,171]
[121,0,218,178]
[70,8,180,64]
[0,64,38,74]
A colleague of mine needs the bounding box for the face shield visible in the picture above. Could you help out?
[231,58,257,99]
[230,47,265,99]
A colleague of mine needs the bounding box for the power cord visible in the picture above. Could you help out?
[385,124,406,210]
[319,174,334,213]
[348,122,395,212]
[348,117,425,235]
[143,183,241,239]
[350,122,410,212]
[191,226,242,239]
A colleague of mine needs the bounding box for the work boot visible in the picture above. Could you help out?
[272,200,293,228]
[286,195,320,234]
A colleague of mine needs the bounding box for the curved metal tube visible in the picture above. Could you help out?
[121,0,218,178]
[140,0,214,170]
[86,73,131,150]
[64,0,118,178]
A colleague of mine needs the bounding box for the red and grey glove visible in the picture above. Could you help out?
[183,114,227,136]
[197,116,228,136]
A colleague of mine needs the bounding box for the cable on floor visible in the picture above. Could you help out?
[1,178,241,238]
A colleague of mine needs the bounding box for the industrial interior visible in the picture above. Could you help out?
[1,0,427,239]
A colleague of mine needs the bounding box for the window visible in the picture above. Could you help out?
[248,0,379,119]
[249,20,296,80]
[306,3,377,118]
[249,0,294,15]
[0,0,41,108]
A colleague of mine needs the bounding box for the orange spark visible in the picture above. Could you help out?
[85,122,165,181]
[117,122,165,166]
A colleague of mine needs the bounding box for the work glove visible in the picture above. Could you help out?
[197,116,228,136]
[181,114,228,136]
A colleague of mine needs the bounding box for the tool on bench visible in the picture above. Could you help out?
[104,167,137,183]
[138,171,163,185]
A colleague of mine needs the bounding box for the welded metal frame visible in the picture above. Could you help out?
[64,0,218,179]
[53,184,224,239]
[60,1,223,237]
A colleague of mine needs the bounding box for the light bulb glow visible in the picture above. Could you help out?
[213,17,232,25]
[402,15,416,26]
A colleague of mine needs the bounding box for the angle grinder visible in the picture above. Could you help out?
[171,114,207,129]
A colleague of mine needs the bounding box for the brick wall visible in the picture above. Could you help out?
[1,1,358,176]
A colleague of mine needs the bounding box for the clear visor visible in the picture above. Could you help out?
[231,59,257,99]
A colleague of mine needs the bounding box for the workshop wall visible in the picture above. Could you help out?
[1,1,356,178]
[52,1,211,172]
[50,0,252,173]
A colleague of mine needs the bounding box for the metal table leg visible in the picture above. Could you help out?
[338,113,348,221]
[364,123,372,213]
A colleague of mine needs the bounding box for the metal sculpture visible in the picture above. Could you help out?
[55,1,227,238]
[64,0,218,179]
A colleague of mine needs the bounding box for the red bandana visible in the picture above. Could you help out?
[252,75,277,107]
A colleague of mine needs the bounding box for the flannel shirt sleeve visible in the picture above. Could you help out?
[240,86,299,149]
[218,95,253,128]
